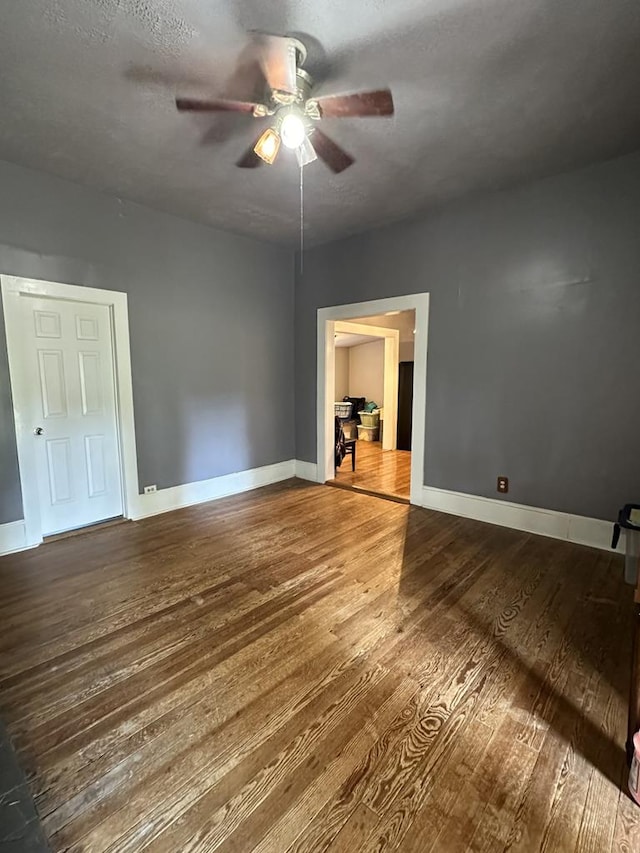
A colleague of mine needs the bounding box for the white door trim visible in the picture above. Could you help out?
[317,293,429,505]
[334,321,400,451]
[1,275,139,547]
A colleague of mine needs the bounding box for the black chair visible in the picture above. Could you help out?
[335,416,356,473]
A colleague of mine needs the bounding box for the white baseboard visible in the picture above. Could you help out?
[129,459,296,521]
[294,460,319,482]
[421,485,614,552]
[1,461,298,554]
[2,468,615,557]
[0,520,32,555]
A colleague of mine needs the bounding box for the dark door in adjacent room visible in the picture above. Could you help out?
[397,361,414,451]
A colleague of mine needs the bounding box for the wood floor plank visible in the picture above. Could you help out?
[247,677,418,853]
[0,479,634,852]
[392,716,495,852]
[74,670,412,852]
[284,694,424,853]
[18,572,340,759]
[330,440,411,501]
[326,802,380,852]
[40,635,373,833]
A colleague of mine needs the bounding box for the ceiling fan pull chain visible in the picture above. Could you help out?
[300,161,304,275]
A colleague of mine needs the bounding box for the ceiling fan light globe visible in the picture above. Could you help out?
[296,136,317,167]
[280,113,306,149]
[254,127,281,165]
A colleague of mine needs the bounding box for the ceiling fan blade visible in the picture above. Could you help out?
[201,115,264,147]
[176,97,257,113]
[253,34,298,95]
[316,89,394,118]
[311,129,354,174]
[225,43,270,104]
[236,140,265,169]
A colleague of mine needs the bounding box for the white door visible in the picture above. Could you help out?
[18,295,123,535]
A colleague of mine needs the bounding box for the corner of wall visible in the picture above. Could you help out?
[294,460,318,482]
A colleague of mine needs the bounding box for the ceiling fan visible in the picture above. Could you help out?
[175,34,394,173]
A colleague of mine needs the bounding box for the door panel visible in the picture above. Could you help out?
[78,352,103,415]
[34,310,62,338]
[38,350,68,418]
[85,435,107,497]
[21,295,123,535]
[75,315,99,340]
[46,439,73,504]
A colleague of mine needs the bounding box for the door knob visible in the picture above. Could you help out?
[34,427,44,436]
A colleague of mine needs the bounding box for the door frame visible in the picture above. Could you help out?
[1,275,139,547]
[317,293,429,506]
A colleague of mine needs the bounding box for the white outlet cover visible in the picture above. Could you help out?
[144,485,157,494]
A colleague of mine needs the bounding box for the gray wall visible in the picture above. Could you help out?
[0,160,293,525]
[295,152,640,521]
[3,151,639,527]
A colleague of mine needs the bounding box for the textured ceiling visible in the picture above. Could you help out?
[349,311,416,343]
[1,1,640,245]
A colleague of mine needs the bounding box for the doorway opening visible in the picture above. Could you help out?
[316,294,429,506]
[330,311,414,501]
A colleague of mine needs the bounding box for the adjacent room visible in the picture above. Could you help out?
[1,2,640,851]
[330,309,415,501]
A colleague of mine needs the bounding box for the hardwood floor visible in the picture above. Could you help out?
[330,440,411,501]
[0,479,638,852]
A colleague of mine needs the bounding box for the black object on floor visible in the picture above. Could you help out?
[0,720,49,852]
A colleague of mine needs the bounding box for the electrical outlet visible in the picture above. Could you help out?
[497,476,509,494]
[144,485,157,495]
